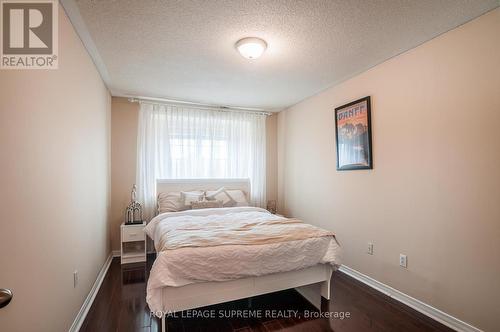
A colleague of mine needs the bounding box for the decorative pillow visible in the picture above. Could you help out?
[191,200,224,210]
[157,192,184,213]
[205,187,236,207]
[180,190,204,208]
[226,189,249,206]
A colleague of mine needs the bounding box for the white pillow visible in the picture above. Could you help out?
[180,190,204,208]
[205,187,236,207]
[226,189,249,206]
[157,192,184,213]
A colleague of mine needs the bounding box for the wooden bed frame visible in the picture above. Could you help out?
[154,179,333,331]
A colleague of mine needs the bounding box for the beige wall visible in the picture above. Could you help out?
[0,7,111,332]
[277,9,499,332]
[110,97,139,252]
[110,99,279,251]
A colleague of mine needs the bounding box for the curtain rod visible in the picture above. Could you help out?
[125,95,273,116]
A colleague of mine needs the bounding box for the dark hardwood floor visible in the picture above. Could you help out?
[81,255,454,332]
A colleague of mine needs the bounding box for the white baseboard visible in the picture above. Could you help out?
[338,265,482,332]
[68,253,113,332]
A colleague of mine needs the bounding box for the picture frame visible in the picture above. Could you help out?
[334,96,373,170]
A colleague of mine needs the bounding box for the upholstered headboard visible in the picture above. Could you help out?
[156,178,251,198]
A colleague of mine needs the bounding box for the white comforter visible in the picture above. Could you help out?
[144,207,341,312]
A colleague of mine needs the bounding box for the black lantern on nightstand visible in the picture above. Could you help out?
[125,185,143,225]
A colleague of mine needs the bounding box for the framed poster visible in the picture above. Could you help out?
[334,96,373,170]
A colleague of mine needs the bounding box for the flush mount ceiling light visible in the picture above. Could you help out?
[235,37,267,59]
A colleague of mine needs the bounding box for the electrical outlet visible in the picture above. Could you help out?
[367,243,374,255]
[73,271,78,288]
[399,254,407,268]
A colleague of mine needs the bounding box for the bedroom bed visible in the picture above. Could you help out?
[144,178,341,331]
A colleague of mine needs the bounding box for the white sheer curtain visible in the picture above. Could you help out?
[136,102,267,220]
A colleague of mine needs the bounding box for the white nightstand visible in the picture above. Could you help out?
[120,222,146,264]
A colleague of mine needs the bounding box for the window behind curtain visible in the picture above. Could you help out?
[170,138,229,177]
[136,103,267,220]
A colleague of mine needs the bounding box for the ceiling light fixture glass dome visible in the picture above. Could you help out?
[235,37,267,59]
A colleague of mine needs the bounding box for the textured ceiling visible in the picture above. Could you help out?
[72,0,497,110]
